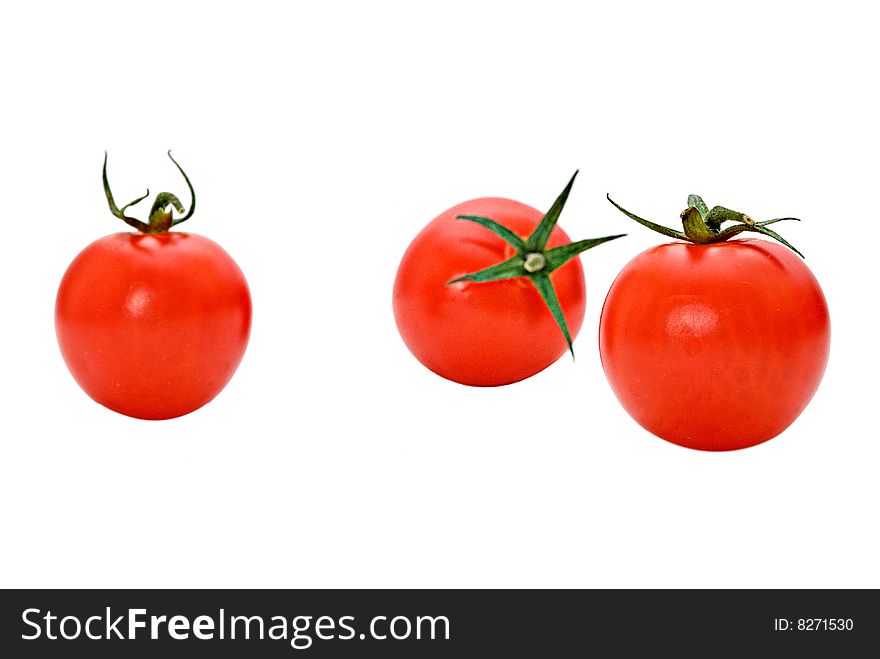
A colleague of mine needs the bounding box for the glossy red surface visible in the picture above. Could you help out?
[56,232,252,419]
[599,238,830,450]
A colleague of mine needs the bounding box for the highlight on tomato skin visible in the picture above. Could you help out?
[54,153,252,420]
[393,173,625,387]
[600,195,830,451]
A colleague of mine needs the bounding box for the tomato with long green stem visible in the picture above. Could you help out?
[55,152,252,420]
[393,173,624,386]
[600,194,830,451]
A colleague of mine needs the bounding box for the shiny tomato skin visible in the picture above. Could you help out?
[393,197,586,386]
[599,238,830,451]
[55,232,252,420]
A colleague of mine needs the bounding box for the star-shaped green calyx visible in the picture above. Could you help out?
[448,172,625,357]
[606,193,804,258]
[103,151,196,233]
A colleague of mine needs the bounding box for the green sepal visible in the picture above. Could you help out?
[447,255,527,284]
[543,235,626,272]
[688,194,709,219]
[525,170,578,252]
[167,150,195,227]
[606,194,687,240]
[705,205,750,232]
[119,189,150,216]
[529,271,573,356]
[715,220,804,258]
[456,215,525,251]
[757,217,801,227]
[103,152,150,232]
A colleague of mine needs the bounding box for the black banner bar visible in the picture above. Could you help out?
[1,589,876,657]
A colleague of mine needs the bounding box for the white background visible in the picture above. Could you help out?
[1,1,877,588]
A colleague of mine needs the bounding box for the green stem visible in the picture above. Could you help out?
[606,194,804,258]
[103,152,150,232]
[103,151,196,233]
[167,150,195,227]
[448,173,626,357]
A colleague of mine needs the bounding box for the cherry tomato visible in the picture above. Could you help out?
[599,238,830,450]
[55,153,251,420]
[56,233,251,419]
[393,197,587,386]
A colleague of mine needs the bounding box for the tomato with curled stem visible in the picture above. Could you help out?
[599,194,830,451]
[393,173,623,386]
[55,152,251,420]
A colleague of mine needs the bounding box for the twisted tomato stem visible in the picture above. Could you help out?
[606,193,804,258]
[103,151,196,233]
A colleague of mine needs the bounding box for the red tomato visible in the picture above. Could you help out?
[393,197,586,386]
[56,232,251,420]
[599,238,829,451]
